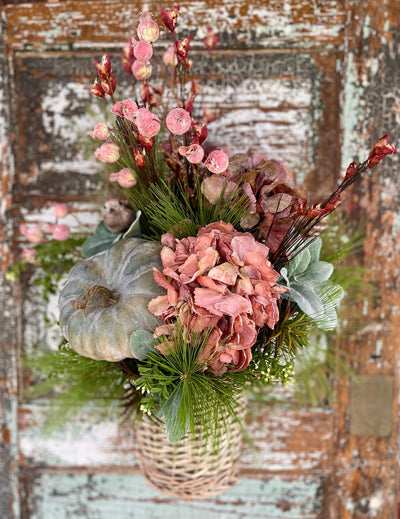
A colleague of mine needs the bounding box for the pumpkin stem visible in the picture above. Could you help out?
[71,284,120,316]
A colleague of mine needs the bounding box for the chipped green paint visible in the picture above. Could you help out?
[0,276,21,519]
[374,340,383,357]
[393,212,400,238]
[28,473,323,519]
[341,51,367,169]
[362,15,372,40]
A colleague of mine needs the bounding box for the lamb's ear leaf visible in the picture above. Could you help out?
[296,261,334,288]
[279,267,290,286]
[307,237,322,263]
[283,282,324,316]
[288,248,311,277]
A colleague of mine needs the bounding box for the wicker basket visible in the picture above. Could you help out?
[136,403,246,499]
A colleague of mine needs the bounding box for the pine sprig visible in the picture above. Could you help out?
[257,302,314,357]
[24,344,141,433]
[140,178,250,240]
[292,339,354,407]
[136,326,250,443]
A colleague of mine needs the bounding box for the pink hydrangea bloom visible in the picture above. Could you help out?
[178,144,204,164]
[19,223,27,236]
[148,222,286,375]
[53,224,70,241]
[53,203,68,218]
[112,99,138,120]
[166,108,191,135]
[88,123,110,140]
[132,60,152,81]
[204,150,229,174]
[26,226,44,244]
[94,142,120,163]
[109,168,137,188]
[133,40,153,61]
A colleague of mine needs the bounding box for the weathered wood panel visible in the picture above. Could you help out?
[25,473,323,519]
[1,0,399,518]
[0,10,20,518]
[0,277,21,519]
[323,1,400,517]
[18,404,333,476]
[5,0,346,51]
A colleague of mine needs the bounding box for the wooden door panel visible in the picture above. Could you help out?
[1,1,399,518]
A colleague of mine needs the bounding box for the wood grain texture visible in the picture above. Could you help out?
[18,403,333,476]
[0,14,21,519]
[4,0,346,51]
[0,278,21,519]
[323,1,400,517]
[24,473,323,519]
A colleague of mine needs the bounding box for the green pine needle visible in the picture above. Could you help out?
[136,326,249,443]
[24,344,141,434]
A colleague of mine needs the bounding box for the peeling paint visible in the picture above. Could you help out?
[2,1,400,518]
[341,52,367,169]
[28,473,323,519]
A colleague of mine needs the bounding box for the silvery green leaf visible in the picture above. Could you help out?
[81,221,121,258]
[307,237,322,263]
[279,267,290,286]
[284,282,324,316]
[296,261,334,288]
[288,247,311,277]
[122,210,142,239]
[130,329,156,361]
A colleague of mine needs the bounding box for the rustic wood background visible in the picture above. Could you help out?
[1,1,399,518]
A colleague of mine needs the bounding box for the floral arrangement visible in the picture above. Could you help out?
[16,7,396,444]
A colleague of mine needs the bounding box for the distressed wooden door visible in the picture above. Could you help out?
[1,1,399,518]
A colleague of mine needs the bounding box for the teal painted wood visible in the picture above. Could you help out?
[28,473,323,519]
